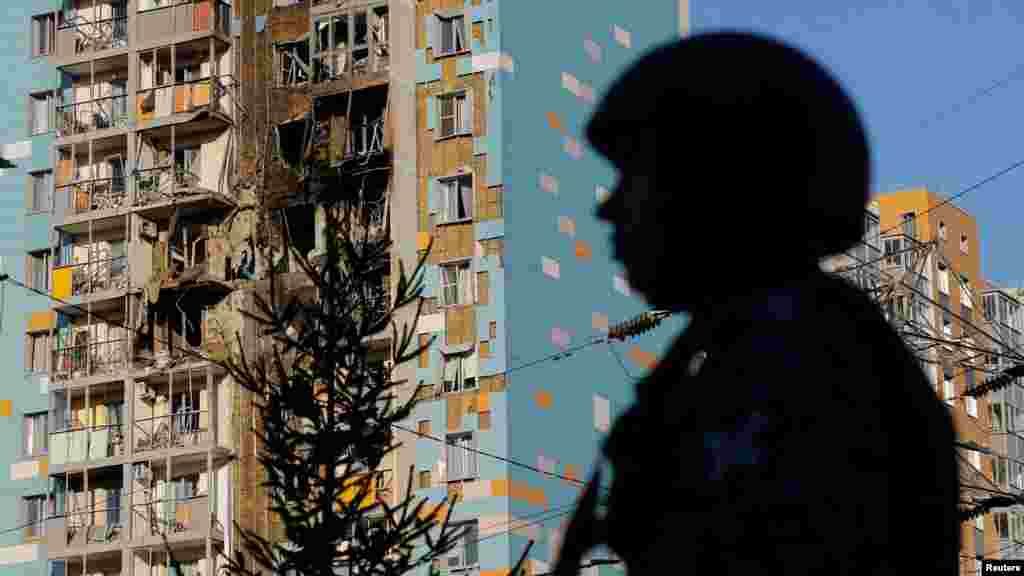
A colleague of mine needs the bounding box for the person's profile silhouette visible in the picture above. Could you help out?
[554,31,958,575]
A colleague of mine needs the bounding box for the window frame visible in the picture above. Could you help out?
[31,13,56,59]
[22,494,47,540]
[27,171,52,214]
[445,431,478,483]
[439,259,471,307]
[437,172,474,223]
[943,370,955,406]
[446,519,479,570]
[961,233,969,254]
[435,14,467,57]
[29,91,56,136]
[442,351,478,394]
[436,90,472,140]
[28,249,50,291]
[23,411,48,457]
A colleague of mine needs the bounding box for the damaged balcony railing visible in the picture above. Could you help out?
[51,338,131,382]
[58,176,128,215]
[49,422,126,465]
[134,166,207,206]
[312,116,386,164]
[133,410,209,453]
[60,256,129,297]
[136,77,214,119]
[57,95,129,136]
[58,14,129,57]
[132,493,211,537]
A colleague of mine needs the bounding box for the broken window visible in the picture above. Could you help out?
[439,174,472,223]
[285,204,316,260]
[372,7,389,72]
[440,261,471,306]
[437,15,465,56]
[353,11,368,74]
[437,91,472,138]
[276,40,310,85]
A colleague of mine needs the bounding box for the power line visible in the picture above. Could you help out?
[878,156,1024,239]
[920,62,1024,131]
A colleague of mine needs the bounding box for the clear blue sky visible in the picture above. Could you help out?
[692,0,1024,288]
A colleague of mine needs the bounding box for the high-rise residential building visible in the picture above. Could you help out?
[829,188,1004,573]
[3,1,689,575]
[0,2,61,574]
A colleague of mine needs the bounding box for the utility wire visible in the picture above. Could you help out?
[920,62,1024,131]
[878,156,1024,239]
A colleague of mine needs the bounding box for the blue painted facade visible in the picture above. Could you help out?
[0,2,59,574]
[410,1,686,574]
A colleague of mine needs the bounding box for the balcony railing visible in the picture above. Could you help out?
[57,15,129,57]
[133,165,212,207]
[56,256,129,297]
[57,95,129,136]
[57,176,129,216]
[52,338,131,382]
[131,494,210,537]
[312,116,386,165]
[133,410,209,453]
[62,504,124,547]
[49,423,126,466]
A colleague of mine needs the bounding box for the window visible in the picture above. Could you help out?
[23,412,48,457]
[984,293,996,322]
[966,368,978,418]
[993,403,1005,433]
[961,233,969,254]
[901,212,916,238]
[436,15,466,56]
[276,40,310,85]
[938,221,946,241]
[446,520,478,569]
[31,14,55,58]
[883,237,904,267]
[961,276,972,308]
[937,263,949,295]
[418,470,431,489]
[28,250,49,290]
[23,495,46,540]
[437,92,473,139]
[417,419,431,436]
[440,261,472,306]
[439,174,473,222]
[943,370,955,406]
[940,294,952,338]
[443,353,477,394]
[996,458,1009,487]
[446,432,477,481]
[29,92,55,135]
[27,333,48,373]
[970,450,981,471]
[28,171,52,213]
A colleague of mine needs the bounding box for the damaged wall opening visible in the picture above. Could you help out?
[312,84,389,167]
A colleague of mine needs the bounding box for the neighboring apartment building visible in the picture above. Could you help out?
[16,1,247,576]
[981,284,1024,560]
[828,188,1001,573]
[0,2,61,574]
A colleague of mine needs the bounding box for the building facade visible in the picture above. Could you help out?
[4,1,691,575]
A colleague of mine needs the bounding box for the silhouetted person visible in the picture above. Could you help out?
[554,32,958,575]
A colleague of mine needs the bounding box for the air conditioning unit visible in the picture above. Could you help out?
[140,220,157,240]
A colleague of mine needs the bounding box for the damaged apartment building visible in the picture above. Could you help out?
[5,0,685,574]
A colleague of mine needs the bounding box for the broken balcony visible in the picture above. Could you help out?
[133,122,234,212]
[52,219,130,300]
[132,369,213,455]
[129,458,224,543]
[55,137,129,218]
[49,383,128,467]
[312,5,390,82]
[47,467,125,553]
[51,311,131,383]
[56,56,130,137]
[55,0,129,59]
[310,85,390,168]
[136,38,234,124]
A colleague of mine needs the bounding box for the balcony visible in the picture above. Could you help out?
[55,136,130,220]
[52,338,131,383]
[311,6,390,85]
[128,460,224,544]
[57,176,129,216]
[137,0,231,44]
[55,4,129,60]
[58,95,130,137]
[132,371,213,456]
